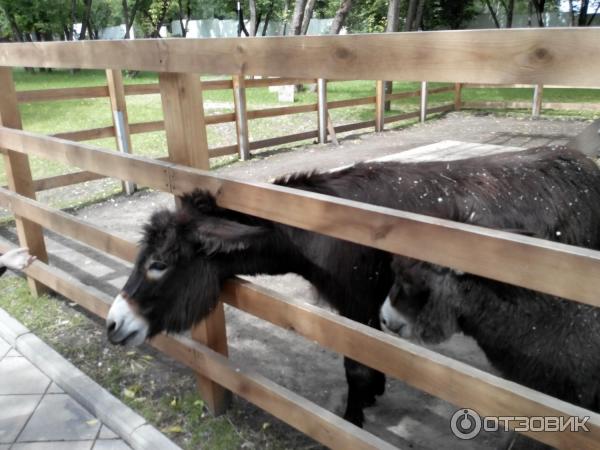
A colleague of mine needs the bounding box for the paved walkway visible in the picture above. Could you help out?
[0,309,180,450]
[0,335,130,450]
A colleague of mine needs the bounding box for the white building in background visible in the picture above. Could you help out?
[171,18,337,38]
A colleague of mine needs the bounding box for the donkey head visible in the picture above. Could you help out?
[106,190,268,346]
[380,257,460,344]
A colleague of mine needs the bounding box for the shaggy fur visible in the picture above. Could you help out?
[115,145,600,427]
[385,256,600,412]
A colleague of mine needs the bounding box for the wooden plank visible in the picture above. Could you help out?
[221,279,600,450]
[2,128,600,308]
[245,77,316,88]
[123,83,161,96]
[129,120,164,135]
[333,120,376,134]
[249,130,318,150]
[106,69,135,194]
[53,126,116,142]
[158,72,230,415]
[202,79,234,90]
[209,144,239,158]
[205,112,236,125]
[124,79,233,96]
[3,29,600,86]
[375,80,385,132]
[0,130,172,191]
[328,96,376,109]
[247,103,317,120]
[384,110,421,124]
[33,171,106,191]
[386,90,421,101]
[16,85,109,103]
[427,85,455,95]
[0,187,136,263]
[232,75,250,160]
[0,67,47,296]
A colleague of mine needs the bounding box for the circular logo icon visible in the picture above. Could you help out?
[450,408,482,440]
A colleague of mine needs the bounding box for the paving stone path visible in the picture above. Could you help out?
[0,309,180,450]
[0,334,131,450]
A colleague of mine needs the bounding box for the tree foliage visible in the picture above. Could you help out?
[0,0,590,43]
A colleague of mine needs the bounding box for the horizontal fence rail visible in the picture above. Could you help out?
[1,127,599,308]
[1,29,600,85]
[0,188,599,450]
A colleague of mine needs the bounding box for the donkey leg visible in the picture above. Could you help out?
[343,357,386,427]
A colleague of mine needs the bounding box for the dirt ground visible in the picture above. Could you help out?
[2,111,594,449]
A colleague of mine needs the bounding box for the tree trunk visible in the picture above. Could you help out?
[330,0,353,34]
[483,0,501,28]
[586,2,600,25]
[124,0,141,39]
[262,0,275,35]
[79,0,93,40]
[177,0,187,37]
[281,0,290,35]
[530,0,546,27]
[506,0,515,28]
[291,0,308,35]
[300,0,317,35]
[249,0,257,36]
[384,0,401,111]
[414,0,425,30]
[404,0,418,31]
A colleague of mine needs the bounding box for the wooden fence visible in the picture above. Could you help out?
[1,28,600,449]
[13,72,455,194]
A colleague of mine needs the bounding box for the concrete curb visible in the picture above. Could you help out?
[0,307,181,450]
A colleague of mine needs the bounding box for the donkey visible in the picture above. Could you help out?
[105,145,600,427]
[380,255,600,412]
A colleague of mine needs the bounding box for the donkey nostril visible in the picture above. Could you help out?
[106,319,117,334]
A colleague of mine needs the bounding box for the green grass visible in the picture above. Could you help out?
[3,69,599,200]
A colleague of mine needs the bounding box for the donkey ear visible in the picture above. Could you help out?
[192,217,267,255]
[180,189,218,215]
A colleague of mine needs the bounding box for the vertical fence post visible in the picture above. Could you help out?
[158,72,231,415]
[375,80,385,132]
[317,78,328,143]
[420,81,428,123]
[454,83,463,111]
[532,84,544,118]
[0,68,48,296]
[106,69,135,195]
[233,74,250,160]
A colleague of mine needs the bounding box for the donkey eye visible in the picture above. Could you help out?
[148,261,167,271]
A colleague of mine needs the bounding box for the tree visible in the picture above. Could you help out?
[330,0,353,33]
[300,0,317,34]
[568,0,600,26]
[291,0,308,34]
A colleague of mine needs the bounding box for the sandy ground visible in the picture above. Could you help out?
[2,112,593,449]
